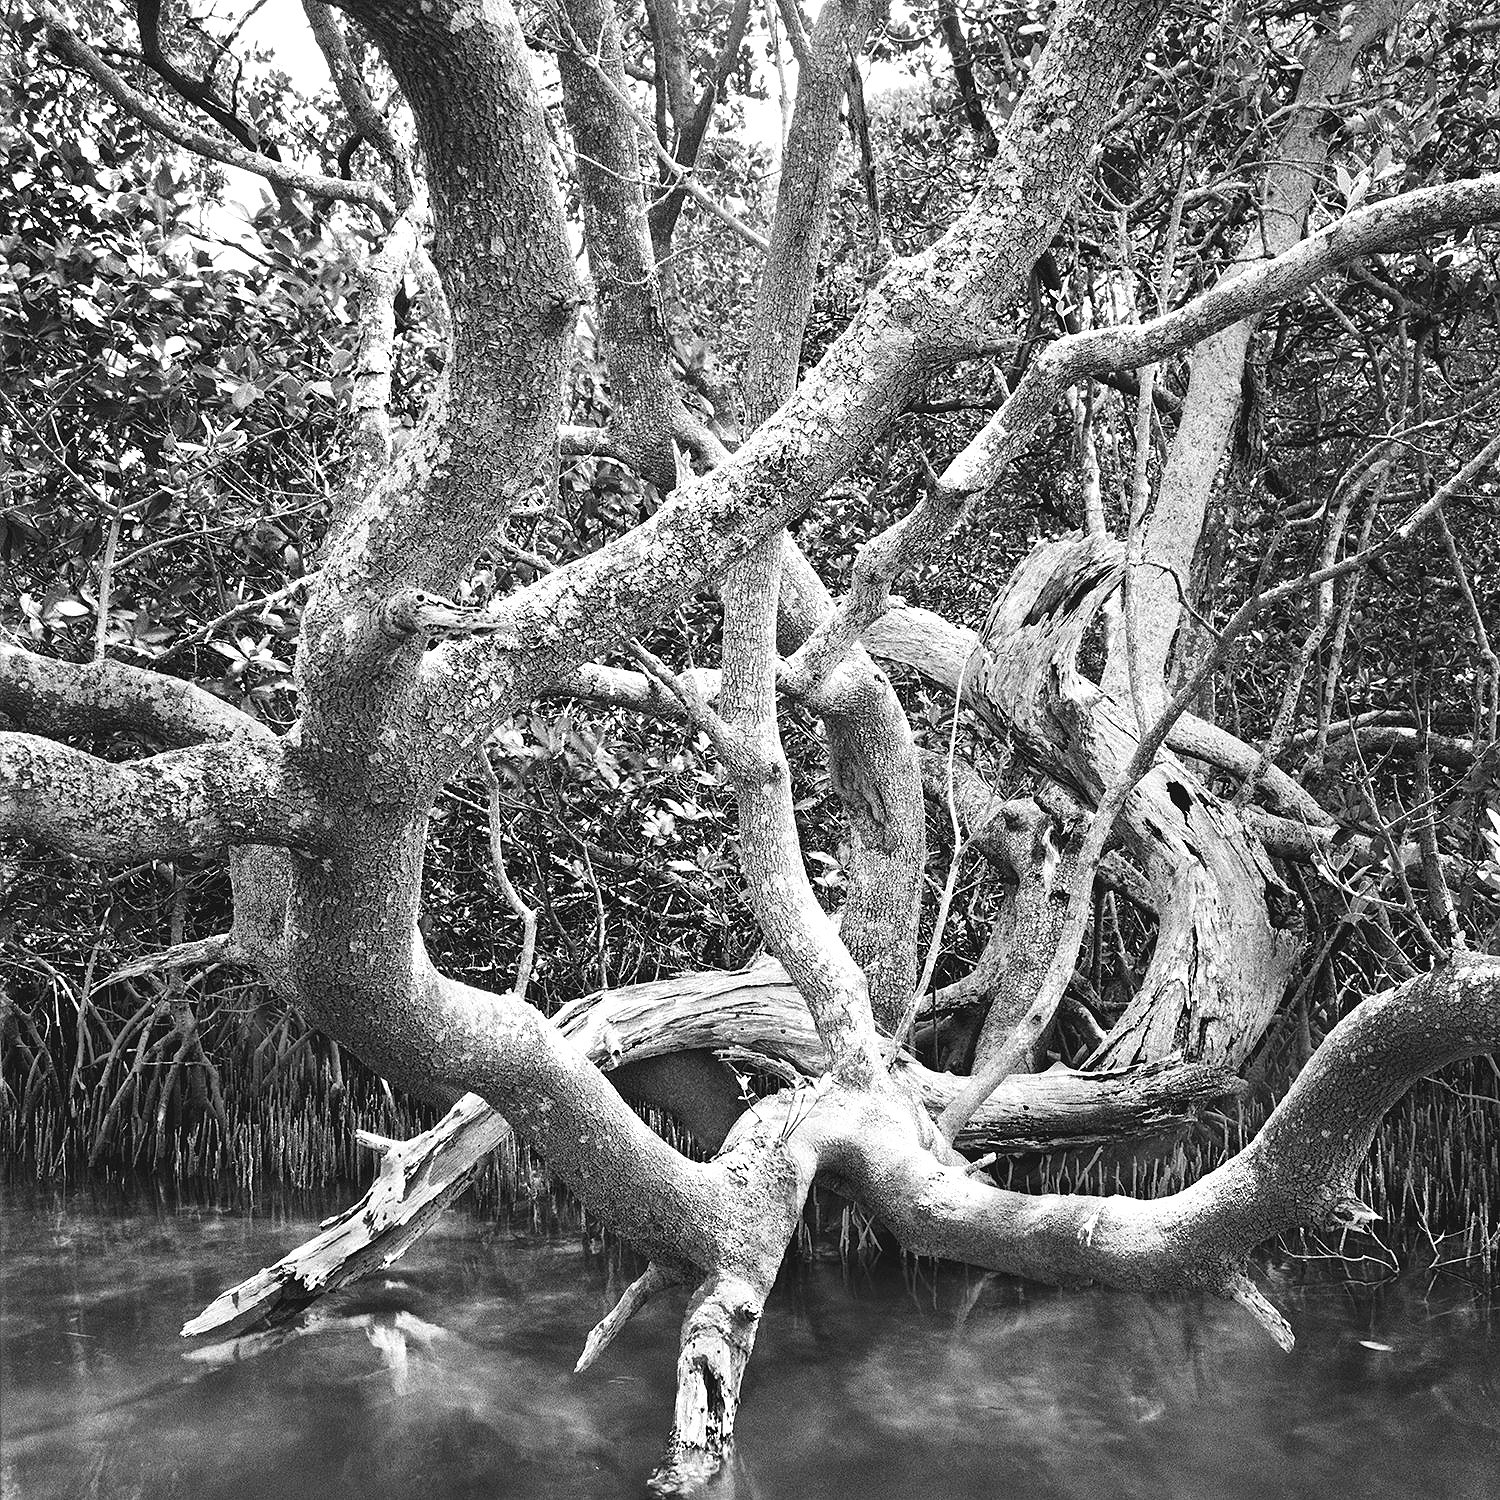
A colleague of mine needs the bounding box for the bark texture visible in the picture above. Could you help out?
[13,0,1500,1486]
[1105,0,1398,703]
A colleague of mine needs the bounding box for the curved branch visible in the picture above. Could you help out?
[134,0,279,158]
[430,0,1174,734]
[184,948,1235,1339]
[868,606,1324,824]
[40,7,394,220]
[715,538,885,1086]
[301,0,415,204]
[781,171,1500,698]
[283,945,1498,1489]
[311,0,578,619]
[865,537,1304,1105]
[860,954,1500,1305]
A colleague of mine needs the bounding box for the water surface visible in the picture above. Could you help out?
[1,1182,1496,1499]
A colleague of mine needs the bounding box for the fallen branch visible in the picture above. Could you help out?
[97,932,235,989]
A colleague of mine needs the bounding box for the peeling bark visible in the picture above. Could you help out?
[869,533,1304,1071]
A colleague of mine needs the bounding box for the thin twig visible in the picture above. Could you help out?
[93,512,121,662]
[890,654,974,1056]
[476,749,539,1002]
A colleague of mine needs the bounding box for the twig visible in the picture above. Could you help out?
[476,749,539,1002]
[154,576,314,667]
[890,654,974,1054]
[93,512,121,662]
[575,1262,680,1372]
[1434,507,1500,746]
[1235,462,1387,804]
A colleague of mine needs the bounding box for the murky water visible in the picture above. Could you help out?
[1,1181,1496,1499]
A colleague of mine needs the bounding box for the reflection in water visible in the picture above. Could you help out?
[0,1182,1495,1499]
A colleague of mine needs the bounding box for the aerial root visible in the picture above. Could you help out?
[1223,1269,1295,1352]
[575,1261,681,1373]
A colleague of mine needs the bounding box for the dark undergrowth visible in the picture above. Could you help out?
[4,1015,1496,1284]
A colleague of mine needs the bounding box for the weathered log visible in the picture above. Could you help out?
[651,1272,766,1495]
[868,533,1306,1071]
[181,1096,505,1339]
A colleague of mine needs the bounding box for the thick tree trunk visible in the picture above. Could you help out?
[17,0,1500,1488]
[180,955,1239,1340]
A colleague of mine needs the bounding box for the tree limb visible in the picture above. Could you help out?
[0,733,315,861]
[0,640,268,748]
[40,6,394,220]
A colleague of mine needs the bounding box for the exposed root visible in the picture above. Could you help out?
[183,953,1500,1492]
[184,970,1233,1339]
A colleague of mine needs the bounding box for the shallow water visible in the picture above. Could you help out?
[1,1181,1496,1500]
